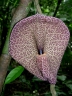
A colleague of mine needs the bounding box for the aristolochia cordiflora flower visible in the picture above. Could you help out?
[9,14,70,84]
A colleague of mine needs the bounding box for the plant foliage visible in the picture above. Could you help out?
[0,0,72,96]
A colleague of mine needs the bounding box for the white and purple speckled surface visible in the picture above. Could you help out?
[9,14,70,84]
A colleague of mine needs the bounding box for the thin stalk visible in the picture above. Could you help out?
[53,0,63,17]
[34,0,42,14]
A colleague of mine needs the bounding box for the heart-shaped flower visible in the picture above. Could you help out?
[9,14,70,84]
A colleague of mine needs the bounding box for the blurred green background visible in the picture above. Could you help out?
[0,0,72,96]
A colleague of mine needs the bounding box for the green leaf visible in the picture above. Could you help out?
[57,75,66,81]
[66,84,72,90]
[65,80,72,84]
[57,91,66,95]
[5,66,24,84]
[44,9,49,13]
[60,17,67,21]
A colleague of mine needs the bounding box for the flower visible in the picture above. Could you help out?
[9,14,70,84]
